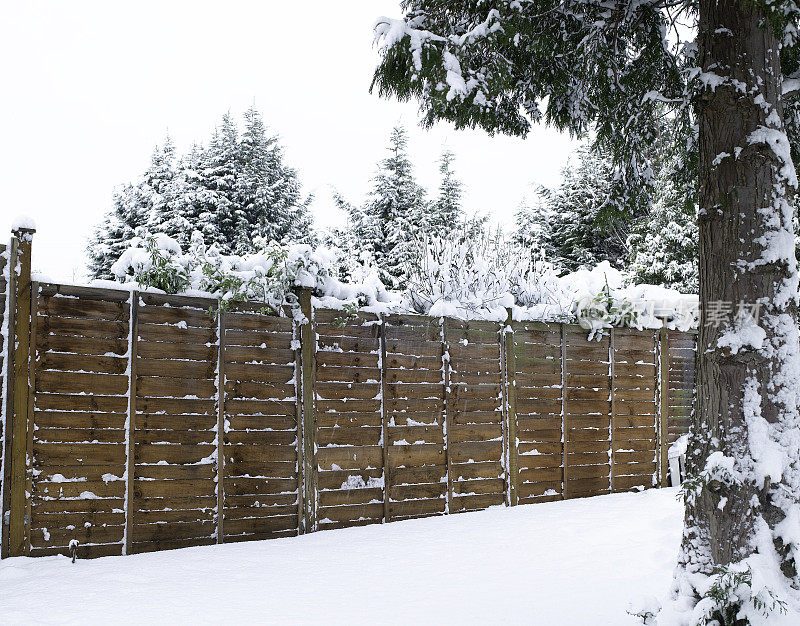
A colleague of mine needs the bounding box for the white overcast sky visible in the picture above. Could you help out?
[0,1,578,281]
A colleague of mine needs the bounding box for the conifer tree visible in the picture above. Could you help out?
[513,197,553,259]
[627,147,699,293]
[194,114,239,253]
[516,146,631,271]
[344,126,429,289]
[236,106,313,249]
[90,108,314,272]
[429,149,463,232]
[88,138,176,279]
[149,147,198,250]
[87,184,147,280]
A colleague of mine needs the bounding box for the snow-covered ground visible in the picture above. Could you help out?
[0,488,683,625]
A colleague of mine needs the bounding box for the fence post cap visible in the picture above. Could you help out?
[12,226,36,241]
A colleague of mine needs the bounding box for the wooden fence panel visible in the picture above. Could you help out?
[611,329,659,492]
[31,284,130,558]
[131,293,218,553]
[222,309,300,542]
[314,309,384,530]
[563,329,612,499]
[384,314,447,520]
[667,330,695,445]
[2,267,693,559]
[445,319,506,513]
[510,322,564,504]
[0,242,7,555]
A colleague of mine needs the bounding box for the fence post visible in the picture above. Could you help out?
[561,324,569,500]
[0,242,8,559]
[502,310,518,506]
[293,311,305,534]
[441,318,453,514]
[7,226,34,557]
[124,291,138,555]
[216,310,226,543]
[378,314,391,523]
[659,323,669,487]
[298,287,317,532]
[24,282,38,554]
[609,328,616,493]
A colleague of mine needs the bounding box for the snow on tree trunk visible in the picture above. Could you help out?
[676,0,800,617]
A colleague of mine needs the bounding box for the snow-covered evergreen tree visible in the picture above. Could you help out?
[87,184,147,280]
[429,149,463,232]
[192,114,239,254]
[517,146,631,272]
[627,154,698,293]
[514,196,553,259]
[148,146,198,250]
[90,108,313,274]
[89,138,176,279]
[342,126,429,289]
[236,106,313,250]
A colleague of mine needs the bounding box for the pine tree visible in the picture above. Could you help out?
[373,2,800,617]
[87,184,148,279]
[88,137,176,279]
[236,106,313,250]
[516,146,631,272]
[428,149,463,233]
[627,149,698,293]
[149,147,197,250]
[344,126,429,289]
[176,144,223,249]
[90,107,314,272]
[196,114,240,253]
[513,197,553,259]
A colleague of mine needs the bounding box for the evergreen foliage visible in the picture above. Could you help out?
[515,146,631,272]
[88,108,312,278]
[627,159,698,293]
[337,126,430,289]
[335,128,483,289]
[430,149,463,230]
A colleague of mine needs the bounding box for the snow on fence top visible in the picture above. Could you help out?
[75,231,698,333]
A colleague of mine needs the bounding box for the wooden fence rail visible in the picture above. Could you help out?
[0,230,696,559]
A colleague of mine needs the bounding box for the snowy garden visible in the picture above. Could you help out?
[5,0,800,625]
[1,489,685,624]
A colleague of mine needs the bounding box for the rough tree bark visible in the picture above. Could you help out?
[681,0,800,592]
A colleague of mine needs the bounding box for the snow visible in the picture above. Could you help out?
[108,231,699,331]
[668,434,689,459]
[0,488,683,624]
[717,318,766,355]
[747,126,798,188]
[11,214,36,231]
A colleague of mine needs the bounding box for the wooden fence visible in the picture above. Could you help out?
[0,228,696,559]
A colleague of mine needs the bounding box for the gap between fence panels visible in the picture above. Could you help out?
[0,229,696,559]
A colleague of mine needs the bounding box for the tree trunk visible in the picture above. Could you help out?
[680,0,800,595]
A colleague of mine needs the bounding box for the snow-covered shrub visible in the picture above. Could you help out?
[110,230,398,316]
[690,564,786,626]
[199,241,333,314]
[574,280,640,338]
[111,232,190,294]
[626,596,661,624]
[404,230,568,318]
[111,230,336,314]
[108,229,698,330]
